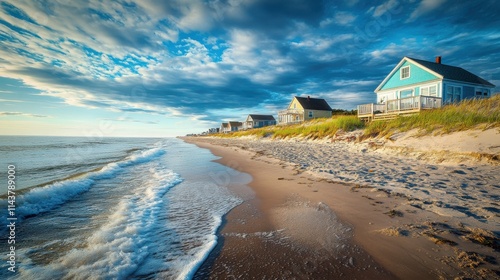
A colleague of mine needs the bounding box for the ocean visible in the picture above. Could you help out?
[0,136,252,279]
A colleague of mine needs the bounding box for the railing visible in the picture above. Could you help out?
[278,109,303,115]
[358,96,442,118]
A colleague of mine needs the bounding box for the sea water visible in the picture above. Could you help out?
[0,136,251,279]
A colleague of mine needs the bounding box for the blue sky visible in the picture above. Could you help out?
[1,0,499,137]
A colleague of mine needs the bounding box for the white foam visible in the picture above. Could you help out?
[17,164,183,280]
[0,147,166,226]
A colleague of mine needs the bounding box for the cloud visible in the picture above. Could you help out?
[0,111,49,118]
[0,0,499,128]
[106,117,159,125]
[0,98,23,102]
[372,0,400,17]
[408,0,447,22]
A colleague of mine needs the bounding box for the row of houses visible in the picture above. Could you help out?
[215,96,336,133]
[205,56,495,134]
[219,114,277,133]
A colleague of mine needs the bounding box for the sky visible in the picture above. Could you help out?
[1,0,499,137]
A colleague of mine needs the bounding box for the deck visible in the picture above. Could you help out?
[278,109,304,124]
[357,96,442,121]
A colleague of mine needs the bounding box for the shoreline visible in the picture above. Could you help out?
[184,136,499,279]
[188,138,395,279]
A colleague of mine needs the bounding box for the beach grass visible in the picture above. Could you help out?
[364,94,500,137]
[216,95,500,139]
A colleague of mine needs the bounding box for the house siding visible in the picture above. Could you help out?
[463,86,475,99]
[304,109,332,121]
[289,98,302,110]
[380,61,440,90]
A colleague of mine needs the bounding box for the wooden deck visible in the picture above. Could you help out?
[357,96,442,122]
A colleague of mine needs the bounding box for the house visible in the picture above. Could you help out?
[227,121,242,132]
[358,56,495,121]
[220,123,230,133]
[243,114,276,129]
[278,96,332,124]
[207,128,219,134]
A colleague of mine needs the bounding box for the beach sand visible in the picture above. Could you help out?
[184,130,500,279]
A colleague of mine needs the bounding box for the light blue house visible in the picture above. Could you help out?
[358,56,495,121]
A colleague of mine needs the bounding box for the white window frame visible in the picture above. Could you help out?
[399,89,413,98]
[420,85,437,97]
[400,66,410,80]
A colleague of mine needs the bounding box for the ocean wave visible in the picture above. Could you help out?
[17,165,183,280]
[0,147,166,226]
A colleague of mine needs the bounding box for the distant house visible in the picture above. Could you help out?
[243,114,276,129]
[278,96,332,124]
[358,56,495,121]
[228,121,242,132]
[207,128,219,134]
[220,123,229,133]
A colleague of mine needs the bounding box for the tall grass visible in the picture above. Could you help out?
[365,95,500,137]
[216,95,500,140]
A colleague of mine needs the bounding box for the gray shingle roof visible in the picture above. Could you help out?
[248,114,276,121]
[409,57,494,87]
[295,96,332,111]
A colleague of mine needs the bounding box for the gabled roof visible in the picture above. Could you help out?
[294,96,332,111]
[375,57,494,92]
[220,123,228,128]
[408,57,494,87]
[248,114,276,121]
[228,121,242,127]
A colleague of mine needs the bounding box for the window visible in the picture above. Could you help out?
[400,89,413,98]
[476,88,489,97]
[420,85,437,97]
[446,86,462,103]
[308,111,313,118]
[400,66,410,79]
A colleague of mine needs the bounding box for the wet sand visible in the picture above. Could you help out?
[185,137,499,279]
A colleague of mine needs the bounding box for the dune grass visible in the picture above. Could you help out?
[216,95,500,140]
[219,115,364,139]
[364,94,500,138]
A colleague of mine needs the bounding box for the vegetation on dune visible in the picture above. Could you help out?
[364,94,500,138]
[221,116,364,139]
[216,95,500,139]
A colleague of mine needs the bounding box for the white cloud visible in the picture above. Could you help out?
[0,99,24,102]
[408,0,447,22]
[334,12,357,26]
[0,111,49,118]
[373,0,400,17]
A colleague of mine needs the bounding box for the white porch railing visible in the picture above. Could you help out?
[358,96,442,118]
[278,109,304,124]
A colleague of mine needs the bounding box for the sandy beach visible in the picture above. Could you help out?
[184,129,500,279]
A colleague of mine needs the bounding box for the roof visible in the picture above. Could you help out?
[407,57,494,87]
[228,121,242,126]
[248,114,276,121]
[294,96,332,111]
[220,123,228,128]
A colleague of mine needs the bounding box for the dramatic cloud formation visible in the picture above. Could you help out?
[0,0,499,136]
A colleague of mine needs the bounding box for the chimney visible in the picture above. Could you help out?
[435,56,442,64]
[307,95,310,101]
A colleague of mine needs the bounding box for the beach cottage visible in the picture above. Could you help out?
[228,121,242,132]
[220,122,242,133]
[220,123,229,133]
[278,96,332,124]
[358,56,495,121]
[243,114,276,129]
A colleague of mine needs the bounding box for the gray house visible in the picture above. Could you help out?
[244,114,276,129]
